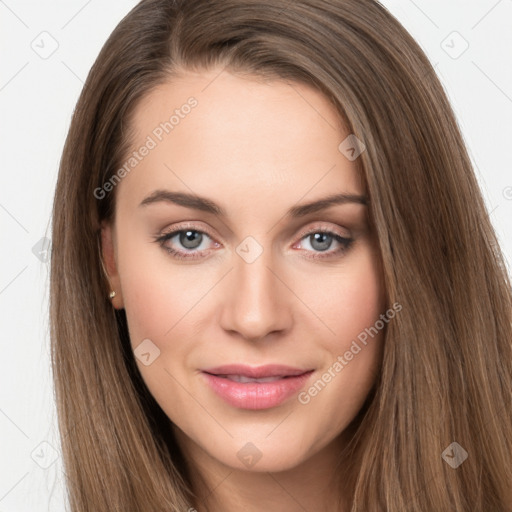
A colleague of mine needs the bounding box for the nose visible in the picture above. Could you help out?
[218,244,292,342]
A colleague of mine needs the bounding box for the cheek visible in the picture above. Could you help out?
[296,246,385,419]
[116,240,203,409]
[115,234,185,348]
[308,246,385,345]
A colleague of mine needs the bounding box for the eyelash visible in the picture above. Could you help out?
[153,222,354,261]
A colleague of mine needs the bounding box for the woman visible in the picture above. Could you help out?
[50,0,512,510]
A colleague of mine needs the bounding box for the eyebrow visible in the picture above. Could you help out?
[139,189,368,217]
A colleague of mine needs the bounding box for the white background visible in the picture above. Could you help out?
[0,1,511,510]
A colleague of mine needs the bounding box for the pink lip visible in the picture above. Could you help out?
[200,364,314,410]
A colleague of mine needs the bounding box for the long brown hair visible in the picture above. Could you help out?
[50,0,512,510]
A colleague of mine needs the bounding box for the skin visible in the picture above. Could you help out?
[101,68,386,512]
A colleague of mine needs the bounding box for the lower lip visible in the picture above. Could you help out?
[201,371,314,410]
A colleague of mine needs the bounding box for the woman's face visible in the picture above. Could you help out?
[102,68,386,473]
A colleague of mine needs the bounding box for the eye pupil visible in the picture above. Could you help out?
[180,230,202,249]
[310,232,332,252]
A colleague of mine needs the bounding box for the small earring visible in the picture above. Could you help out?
[109,290,117,300]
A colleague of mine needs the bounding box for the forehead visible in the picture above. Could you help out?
[116,69,364,215]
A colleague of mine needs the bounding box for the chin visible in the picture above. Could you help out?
[209,437,317,473]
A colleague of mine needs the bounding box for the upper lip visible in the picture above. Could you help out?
[201,364,313,379]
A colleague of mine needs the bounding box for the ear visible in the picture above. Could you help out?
[100,221,124,309]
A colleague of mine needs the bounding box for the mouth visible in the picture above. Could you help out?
[208,374,300,383]
[200,364,315,410]
[201,363,313,379]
